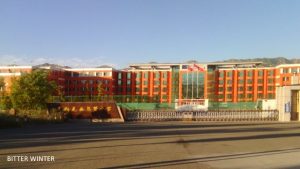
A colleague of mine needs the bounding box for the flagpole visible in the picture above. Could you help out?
[186,71,188,99]
[196,70,198,98]
[192,70,194,99]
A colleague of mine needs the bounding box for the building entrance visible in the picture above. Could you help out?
[291,90,300,121]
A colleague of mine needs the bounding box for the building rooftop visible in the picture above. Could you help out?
[0,65,32,69]
[207,61,263,66]
[129,61,264,70]
[207,61,263,69]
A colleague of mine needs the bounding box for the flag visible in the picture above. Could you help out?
[188,64,206,72]
[188,66,194,71]
[193,64,200,70]
[199,67,205,72]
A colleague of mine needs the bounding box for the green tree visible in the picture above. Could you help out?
[97,82,105,101]
[0,77,5,92]
[1,96,12,110]
[0,77,7,109]
[10,70,57,110]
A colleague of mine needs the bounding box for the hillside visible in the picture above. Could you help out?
[221,57,300,67]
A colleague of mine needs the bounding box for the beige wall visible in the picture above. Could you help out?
[276,85,300,122]
[0,67,32,93]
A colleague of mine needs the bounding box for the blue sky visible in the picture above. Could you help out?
[1,0,300,68]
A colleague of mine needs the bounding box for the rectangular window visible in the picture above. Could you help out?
[268,79,274,83]
[282,77,289,81]
[238,79,244,84]
[127,72,131,79]
[155,72,160,78]
[247,86,253,91]
[227,94,232,99]
[143,88,148,92]
[268,93,275,99]
[267,70,274,76]
[144,72,148,78]
[219,72,224,78]
[247,79,253,84]
[292,68,298,73]
[227,80,232,85]
[118,88,122,92]
[127,80,131,85]
[227,71,232,77]
[239,87,244,91]
[238,94,244,99]
[118,73,122,79]
[136,72,141,78]
[258,70,263,76]
[227,87,232,91]
[283,68,289,74]
[96,72,103,77]
[238,71,244,77]
[143,81,148,85]
[258,79,263,84]
[247,71,253,77]
[286,77,290,81]
[163,72,167,78]
[103,72,108,77]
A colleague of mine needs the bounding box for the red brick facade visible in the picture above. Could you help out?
[1,63,300,103]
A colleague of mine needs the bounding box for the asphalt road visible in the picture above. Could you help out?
[1,121,300,169]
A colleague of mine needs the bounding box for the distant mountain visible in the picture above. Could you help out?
[33,63,71,69]
[97,65,114,68]
[220,57,300,67]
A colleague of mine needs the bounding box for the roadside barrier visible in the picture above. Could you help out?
[125,110,279,121]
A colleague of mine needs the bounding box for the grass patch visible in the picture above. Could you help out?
[0,110,64,129]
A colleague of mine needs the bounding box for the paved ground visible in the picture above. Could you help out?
[1,121,300,169]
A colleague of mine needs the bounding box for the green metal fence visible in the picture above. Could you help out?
[208,102,258,110]
[117,103,175,111]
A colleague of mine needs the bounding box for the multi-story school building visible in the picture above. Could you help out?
[1,62,300,105]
